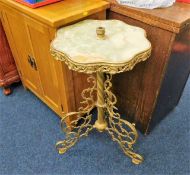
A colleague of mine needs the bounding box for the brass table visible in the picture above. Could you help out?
[51,20,151,164]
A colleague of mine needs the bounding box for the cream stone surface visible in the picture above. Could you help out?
[51,20,151,65]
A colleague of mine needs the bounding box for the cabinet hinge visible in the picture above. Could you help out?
[19,70,22,77]
[61,104,64,111]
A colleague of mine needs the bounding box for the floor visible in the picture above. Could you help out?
[0,78,189,175]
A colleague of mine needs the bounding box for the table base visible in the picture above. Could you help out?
[56,73,143,165]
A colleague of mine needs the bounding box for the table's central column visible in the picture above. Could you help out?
[94,72,107,132]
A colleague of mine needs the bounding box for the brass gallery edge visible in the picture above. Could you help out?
[50,47,152,74]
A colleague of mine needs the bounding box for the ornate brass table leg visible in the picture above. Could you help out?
[56,75,97,154]
[56,73,143,164]
[104,74,143,164]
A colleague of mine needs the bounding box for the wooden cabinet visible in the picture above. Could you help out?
[108,1,190,134]
[2,8,42,95]
[24,16,61,111]
[0,0,109,122]
[0,15,20,95]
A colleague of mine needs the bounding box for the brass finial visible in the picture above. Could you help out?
[96,27,106,40]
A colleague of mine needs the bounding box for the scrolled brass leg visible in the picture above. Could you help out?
[56,111,94,154]
[56,75,97,154]
[104,74,143,164]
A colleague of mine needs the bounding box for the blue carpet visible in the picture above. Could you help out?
[0,78,189,175]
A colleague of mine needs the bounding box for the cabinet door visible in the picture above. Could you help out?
[24,17,60,112]
[2,7,41,94]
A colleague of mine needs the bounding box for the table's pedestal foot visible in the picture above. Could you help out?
[104,74,143,164]
[106,119,143,164]
[56,110,94,154]
[93,120,107,132]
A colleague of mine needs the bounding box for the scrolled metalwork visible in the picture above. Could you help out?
[104,74,143,164]
[56,75,97,154]
[55,73,143,164]
[50,48,151,74]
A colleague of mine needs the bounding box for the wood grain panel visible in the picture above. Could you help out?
[149,28,190,132]
[24,16,60,111]
[2,8,41,94]
[0,18,20,90]
[0,0,110,27]
[109,11,176,133]
[107,0,190,33]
